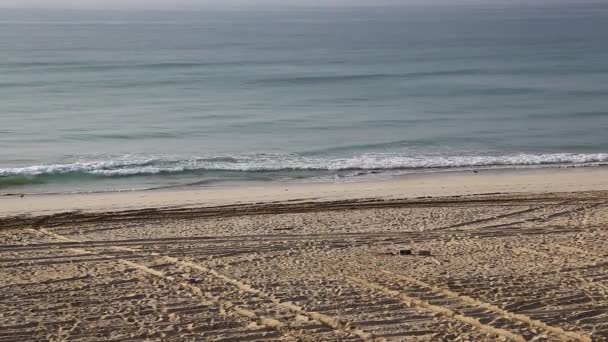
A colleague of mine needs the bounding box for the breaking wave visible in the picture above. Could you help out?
[2,153,608,185]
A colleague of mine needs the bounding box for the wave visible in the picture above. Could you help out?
[251,69,485,86]
[1,60,290,73]
[2,153,608,181]
[564,111,608,118]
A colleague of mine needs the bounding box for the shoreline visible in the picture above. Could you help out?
[2,165,608,219]
[3,162,608,197]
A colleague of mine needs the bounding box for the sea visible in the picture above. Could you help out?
[2,3,608,194]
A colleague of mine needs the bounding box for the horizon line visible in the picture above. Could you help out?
[1,0,606,12]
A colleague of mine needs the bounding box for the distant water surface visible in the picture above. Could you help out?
[1,4,608,193]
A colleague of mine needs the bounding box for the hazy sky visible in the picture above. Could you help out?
[0,0,583,10]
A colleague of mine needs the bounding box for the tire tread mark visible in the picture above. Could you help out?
[27,228,314,341]
[31,228,373,342]
[346,275,527,342]
[479,203,605,230]
[381,270,591,342]
[437,206,542,231]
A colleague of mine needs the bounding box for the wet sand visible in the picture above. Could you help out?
[2,166,608,218]
[2,168,608,341]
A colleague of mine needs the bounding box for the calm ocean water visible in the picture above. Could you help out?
[2,4,608,194]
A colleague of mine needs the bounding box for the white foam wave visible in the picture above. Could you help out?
[1,153,608,177]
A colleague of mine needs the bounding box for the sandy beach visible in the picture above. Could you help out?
[2,167,608,341]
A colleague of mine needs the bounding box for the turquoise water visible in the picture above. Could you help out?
[2,4,608,193]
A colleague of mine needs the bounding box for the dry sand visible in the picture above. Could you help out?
[1,167,608,341]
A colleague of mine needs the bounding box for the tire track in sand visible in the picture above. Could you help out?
[26,228,320,341]
[521,244,608,294]
[476,203,605,231]
[380,270,591,342]
[29,228,375,342]
[345,275,527,342]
